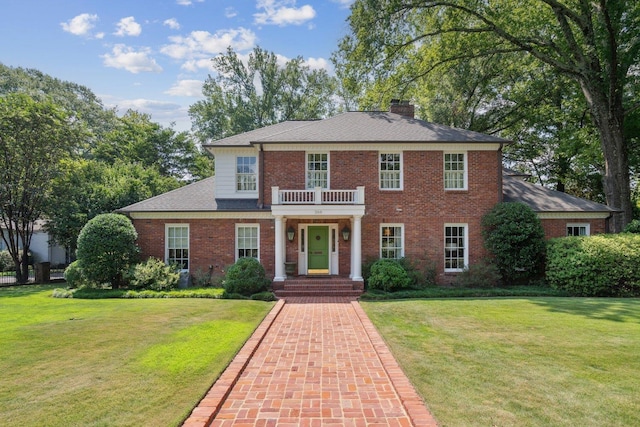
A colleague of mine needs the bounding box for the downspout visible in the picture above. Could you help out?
[258,144,265,208]
[498,142,504,202]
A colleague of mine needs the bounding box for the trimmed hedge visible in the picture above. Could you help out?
[546,234,640,297]
[222,257,270,297]
[367,259,412,292]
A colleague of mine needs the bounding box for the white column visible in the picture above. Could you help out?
[274,215,285,281]
[351,215,363,281]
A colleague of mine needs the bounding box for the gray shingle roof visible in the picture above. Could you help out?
[205,112,509,147]
[118,176,218,212]
[503,175,615,213]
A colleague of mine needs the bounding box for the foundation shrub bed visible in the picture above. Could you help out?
[127,257,180,291]
[546,234,640,297]
[453,260,502,288]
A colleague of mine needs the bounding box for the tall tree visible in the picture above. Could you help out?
[0,93,81,282]
[190,46,339,141]
[335,0,640,230]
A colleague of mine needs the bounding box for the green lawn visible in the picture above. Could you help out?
[363,298,640,427]
[0,285,273,427]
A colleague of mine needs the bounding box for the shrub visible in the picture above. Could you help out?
[546,234,640,297]
[128,258,180,291]
[623,219,640,233]
[191,267,214,287]
[64,260,90,288]
[367,259,412,292]
[76,213,139,289]
[0,250,13,272]
[223,257,270,297]
[250,291,278,301]
[482,202,546,284]
[453,260,502,288]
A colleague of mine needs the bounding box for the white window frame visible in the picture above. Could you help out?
[306,152,329,189]
[380,224,404,259]
[444,152,467,190]
[165,224,189,271]
[444,223,468,272]
[379,152,403,190]
[235,224,260,261]
[236,156,257,192]
[567,223,590,236]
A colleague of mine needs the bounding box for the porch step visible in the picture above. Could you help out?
[273,277,364,298]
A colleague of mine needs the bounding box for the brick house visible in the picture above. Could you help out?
[119,102,614,290]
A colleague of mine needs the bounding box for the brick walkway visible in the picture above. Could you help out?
[183,297,438,426]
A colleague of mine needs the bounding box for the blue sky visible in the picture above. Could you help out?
[0,0,354,131]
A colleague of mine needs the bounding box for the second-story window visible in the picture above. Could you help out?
[306,153,328,189]
[236,156,257,192]
[380,153,402,190]
[444,153,467,190]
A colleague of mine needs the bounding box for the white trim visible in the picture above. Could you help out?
[537,212,611,219]
[380,223,405,259]
[379,151,403,191]
[165,223,189,272]
[260,143,503,152]
[271,204,365,218]
[444,223,468,272]
[128,211,273,220]
[235,223,260,261]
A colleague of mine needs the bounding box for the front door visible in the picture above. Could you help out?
[307,226,329,274]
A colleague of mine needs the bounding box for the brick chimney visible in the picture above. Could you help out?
[389,99,415,118]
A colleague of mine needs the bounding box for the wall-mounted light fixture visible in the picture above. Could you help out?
[341,225,351,241]
[287,226,295,242]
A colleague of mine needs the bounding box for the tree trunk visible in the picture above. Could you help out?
[580,82,632,232]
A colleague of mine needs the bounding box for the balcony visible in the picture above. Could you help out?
[272,186,365,205]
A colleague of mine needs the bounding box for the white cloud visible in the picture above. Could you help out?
[165,79,204,97]
[331,0,354,7]
[254,0,316,26]
[225,7,238,18]
[176,0,204,5]
[61,13,99,37]
[161,27,257,71]
[305,57,330,71]
[163,18,181,30]
[102,44,162,73]
[114,16,142,37]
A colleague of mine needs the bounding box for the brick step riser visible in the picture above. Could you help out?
[275,291,363,297]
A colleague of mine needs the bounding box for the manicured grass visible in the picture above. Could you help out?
[363,298,640,426]
[0,285,274,426]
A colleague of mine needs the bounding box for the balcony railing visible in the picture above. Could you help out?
[272,186,365,205]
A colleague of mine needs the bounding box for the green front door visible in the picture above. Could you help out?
[307,226,329,274]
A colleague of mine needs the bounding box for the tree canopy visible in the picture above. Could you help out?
[335,0,640,230]
[190,46,339,141]
[0,93,82,282]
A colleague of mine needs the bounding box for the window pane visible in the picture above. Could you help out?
[167,226,189,270]
[237,226,259,259]
[380,153,401,189]
[444,153,465,189]
[236,157,257,191]
[444,226,465,270]
[307,153,328,188]
[381,226,403,259]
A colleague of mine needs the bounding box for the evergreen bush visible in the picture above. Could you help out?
[63,260,89,288]
[623,219,640,233]
[0,250,13,272]
[128,257,180,291]
[367,259,412,292]
[482,202,546,284]
[546,234,640,296]
[453,260,502,288]
[222,257,270,297]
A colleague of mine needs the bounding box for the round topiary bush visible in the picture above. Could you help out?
[223,257,270,297]
[128,257,180,291]
[367,259,412,292]
[482,202,546,285]
[76,213,139,289]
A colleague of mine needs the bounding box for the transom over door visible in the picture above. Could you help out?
[307,226,329,274]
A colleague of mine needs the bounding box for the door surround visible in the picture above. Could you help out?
[297,223,340,276]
